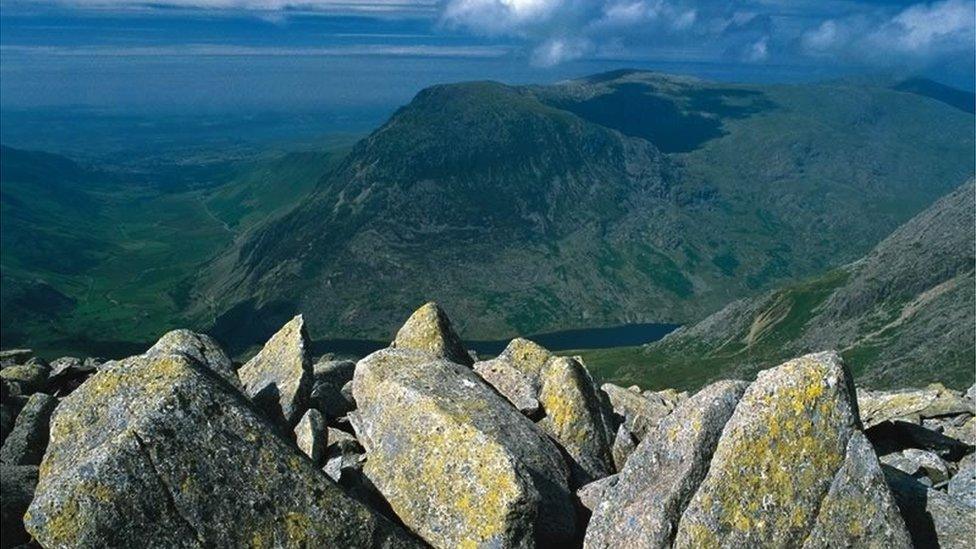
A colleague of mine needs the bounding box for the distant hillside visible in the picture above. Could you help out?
[595,180,975,391]
[194,70,975,351]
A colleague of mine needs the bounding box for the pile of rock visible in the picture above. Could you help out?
[1,302,973,548]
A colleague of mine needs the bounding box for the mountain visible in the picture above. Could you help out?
[194,70,975,350]
[593,180,975,391]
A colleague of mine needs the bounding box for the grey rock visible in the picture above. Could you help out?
[0,393,57,466]
[610,424,637,471]
[537,356,615,487]
[390,301,472,366]
[0,384,27,447]
[309,359,357,420]
[1,465,37,549]
[866,419,971,461]
[312,359,355,386]
[238,315,313,428]
[673,352,861,548]
[495,338,555,390]
[585,380,747,549]
[948,453,975,508]
[0,364,48,395]
[803,431,913,548]
[145,329,241,390]
[943,416,976,446]
[885,464,976,548]
[352,347,576,548]
[858,385,975,429]
[880,448,951,486]
[577,474,618,513]
[601,383,671,439]
[0,350,32,369]
[24,353,421,548]
[295,409,328,467]
[967,384,975,402]
[323,428,364,483]
[473,357,540,415]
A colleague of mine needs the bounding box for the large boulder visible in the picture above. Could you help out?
[1,464,38,548]
[473,357,540,416]
[0,392,58,465]
[673,352,907,548]
[391,302,472,366]
[352,348,576,548]
[537,357,615,486]
[145,329,241,390]
[585,380,747,549]
[601,383,671,440]
[496,338,555,389]
[24,353,420,548]
[884,465,975,548]
[238,315,313,428]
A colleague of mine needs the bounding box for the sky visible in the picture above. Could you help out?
[0,0,973,116]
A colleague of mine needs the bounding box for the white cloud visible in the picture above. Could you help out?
[0,43,513,57]
[4,0,440,14]
[530,36,590,66]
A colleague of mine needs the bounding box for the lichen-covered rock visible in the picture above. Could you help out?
[577,474,618,513]
[610,424,636,471]
[803,432,913,548]
[24,353,420,548]
[145,329,240,390]
[585,380,747,549]
[943,415,976,446]
[880,448,951,486]
[295,409,328,467]
[673,352,862,548]
[948,453,975,508]
[884,464,976,548]
[353,348,576,548]
[1,464,37,548]
[0,392,58,465]
[390,302,472,366]
[496,338,554,389]
[0,363,49,394]
[858,385,975,428]
[473,357,540,415]
[537,357,614,486]
[310,358,357,420]
[238,315,312,428]
[323,428,364,483]
[601,383,671,440]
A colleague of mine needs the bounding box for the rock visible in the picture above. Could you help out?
[145,329,241,390]
[601,383,671,439]
[0,384,27,446]
[1,464,38,549]
[803,432,913,548]
[577,474,618,513]
[496,337,554,389]
[323,428,364,483]
[48,357,83,378]
[313,359,356,383]
[47,357,97,395]
[24,353,420,548]
[967,384,975,402]
[858,385,975,429]
[610,424,637,471]
[943,416,976,446]
[585,380,747,549]
[473,357,540,415]
[537,356,615,486]
[948,453,975,508]
[238,315,313,428]
[0,363,48,395]
[0,393,58,466]
[880,448,951,486]
[309,358,357,420]
[390,301,472,366]
[352,348,576,548]
[866,419,971,461]
[294,409,328,467]
[0,350,32,369]
[673,352,864,548]
[884,464,975,548]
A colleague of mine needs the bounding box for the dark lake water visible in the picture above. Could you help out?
[309,322,679,359]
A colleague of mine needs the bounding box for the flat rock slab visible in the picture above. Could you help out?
[25,353,420,548]
[353,348,576,548]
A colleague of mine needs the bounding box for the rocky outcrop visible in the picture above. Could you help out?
[145,329,241,390]
[238,315,313,428]
[585,380,747,548]
[24,353,419,548]
[352,347,575,548]
[537,357,615,486]
[0,392,57,465]
[390,302,472,366]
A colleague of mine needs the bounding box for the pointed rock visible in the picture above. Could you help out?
[145,329,241,390]
[24,353,420,548]
[391,302,472,366]
[537,356,615,486]
[673,352,876,548]
[585,380,747,549]
[0,392,57,466]
[352,348,576,548]
[498,337,554,389]
[803,431,913,548]
[473,357,540,415]
[294,409,328,467]
[238,315,312,427]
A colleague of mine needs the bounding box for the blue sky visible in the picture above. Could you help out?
[1,0,973,114]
